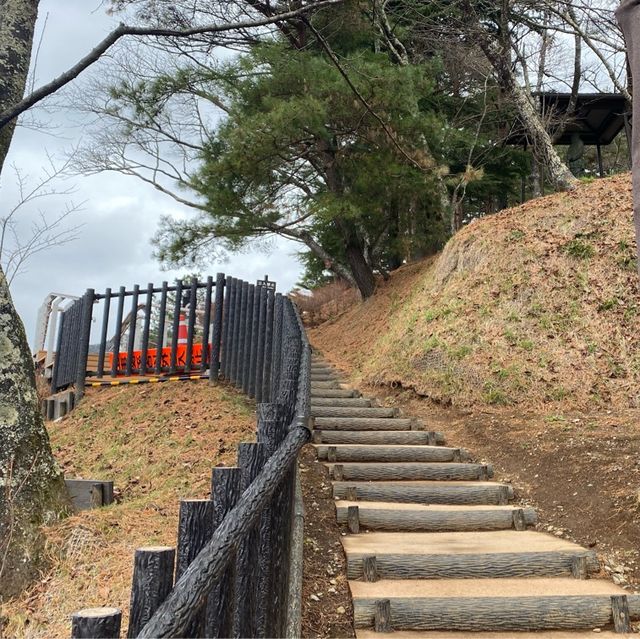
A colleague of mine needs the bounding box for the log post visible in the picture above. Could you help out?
[333,464,344,481]
[427,431,437,446]
[571,555,588,580]
[374,599,392,633]
[207,467,242,638]
[209,273,225,382]
[362,555,378,582]
[175,500,215,636]
[512,509,526,531]
[611,595,631,633]
[328,446,337,462]
[127,547,175,638]
[498,485,510,505]
[347,505,360,534]
[71,607,121,638]
[233,443,268,638]
[346,486,358,501]
[312,430,322,444]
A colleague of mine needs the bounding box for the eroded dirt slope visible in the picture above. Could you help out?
[311,174,639,411]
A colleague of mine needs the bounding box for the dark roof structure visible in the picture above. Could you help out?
[508,92,630,146]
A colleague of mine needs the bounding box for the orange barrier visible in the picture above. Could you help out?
[107,344,209,373]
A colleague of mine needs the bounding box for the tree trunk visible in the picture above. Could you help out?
[0,270,69,599]
[335,219,377,298]
[462,2,579,193]
[616,0,640,279]
[0,0,70,600]
[0,0,40,175]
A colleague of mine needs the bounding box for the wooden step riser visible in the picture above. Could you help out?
[333,483,513,505]
[316,431,445,445]
[336,507,537,532]
[311,392,358,400]
[311,389,359,398]
[311,398,372,407]
[311,407,397,418]
[329,463,493,482]
[311,374,341,382]
[347,551,599,580]
[353,595,640,631]
[316,445,464,463]
[311,381,341,389]
[315,418,417,431]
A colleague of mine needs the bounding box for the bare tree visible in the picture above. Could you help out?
[0,0,344,599]
[1,156,83,286]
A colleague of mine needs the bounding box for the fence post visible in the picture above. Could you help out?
[201,275,214,372]
[248,285,261,398]
[207,466,242,638]
[231,279,244,384]
[242,284,255,395]
[185,280,198,374]
[71,608,121,638]
[209,273,225,382]
[255,285,268,403]
[169,279,183,375]
[220,275,233,379]
[176,499,216,637]
[74,288,94,402]
[111,286,126,377]
[154,282,168,376]
[261,289,275,402]
[255,403,288,637]
[139,283,153,376]
[96,288,111,379]
[127,546,175,638]
[233,442,267,638]
[227,277,238,383]
[125,284,140,377]
[235,281,249,389]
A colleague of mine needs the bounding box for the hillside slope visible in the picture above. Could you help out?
[1,381,255,638]
[311,174,638,410]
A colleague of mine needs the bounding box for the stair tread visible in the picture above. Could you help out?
[327,462,481,468]
[333,480,507,487]
[356,631,626,638]
[342,530,588,555]
[316,444,456,450]
[335,500,527,512]
[350,577,626,599]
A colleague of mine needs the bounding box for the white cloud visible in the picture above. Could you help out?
[2,0,302,345]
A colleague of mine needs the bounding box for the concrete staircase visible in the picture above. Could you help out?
[310,356,639,636]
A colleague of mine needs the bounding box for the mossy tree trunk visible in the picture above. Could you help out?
[0,0,70,600]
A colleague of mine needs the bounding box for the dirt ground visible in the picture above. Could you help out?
[300,446,355,639]
[0,380,256,639]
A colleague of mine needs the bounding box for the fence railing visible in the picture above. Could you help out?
[69,274,312,639]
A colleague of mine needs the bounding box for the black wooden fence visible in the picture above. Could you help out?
[70,274,312,639]
[50,274,282,396]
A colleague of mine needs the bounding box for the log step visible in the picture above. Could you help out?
[314,417,418,431]
[351,578,636,631]
[315,444,465,463]
[333,481,513,505]
[311,388,359,398]
[311,381,341,389]
[343,531,599,580]
[311,398,372,408]
[311,406,398,418]
[310,373,341,381]
[327,462,493,482]
[356,629,626,638]
[315,430,445,445]
[335,501,537,532]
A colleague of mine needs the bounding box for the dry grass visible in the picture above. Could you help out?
[291,281,360,327]
[311,174,639,411]
[0,381,255,639]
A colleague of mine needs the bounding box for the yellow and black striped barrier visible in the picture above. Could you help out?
[88,374,209,387]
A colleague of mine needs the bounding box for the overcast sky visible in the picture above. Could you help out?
[2,0,303,347]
